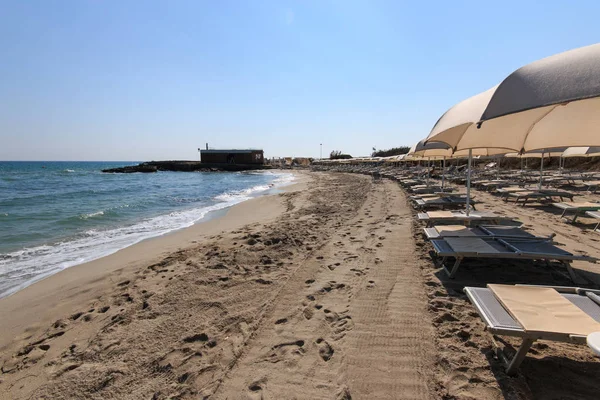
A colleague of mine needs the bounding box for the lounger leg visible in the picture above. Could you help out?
[560,209,567,218]
[594,221,600,232]
[565,262,578,282]
[571,213,578,224]
[443,257,462,279]
[502,337,535,376]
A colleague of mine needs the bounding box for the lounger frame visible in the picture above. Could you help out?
[430,236,592,281]
[464,286,600,375]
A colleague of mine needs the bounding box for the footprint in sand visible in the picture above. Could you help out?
[316,338,334,361]
[265,340,306,363]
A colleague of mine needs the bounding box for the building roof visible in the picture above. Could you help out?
[200,149,263,154]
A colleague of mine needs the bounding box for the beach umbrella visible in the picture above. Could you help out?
[504,149,567,188]
[408,140,454,189]
[426,44,600,213]
[562,147,600,158]
[429,44,600,154]
[424,88,512,214]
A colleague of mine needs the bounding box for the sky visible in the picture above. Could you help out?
[0,1,598,161]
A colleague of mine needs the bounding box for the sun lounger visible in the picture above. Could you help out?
[417,210,516,227]
[507,190,575,206]
[585,211,600,231]
[553,202,600,223]
[465,284,600,374]
[423,224,541,240]
[409,185,453,194]
[429,235,595,280]
[583,180,600,193]
[495,186,530,199]
[413,196,476,211]
[478,181,521,192]
[399,179,423,188]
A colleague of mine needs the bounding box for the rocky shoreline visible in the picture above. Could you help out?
[102,161,272,173]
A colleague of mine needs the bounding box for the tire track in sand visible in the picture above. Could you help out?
[343,180,434,399]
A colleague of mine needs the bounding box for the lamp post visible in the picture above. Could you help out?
[320,144,322,160]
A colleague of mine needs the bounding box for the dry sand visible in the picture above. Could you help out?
[0,172,435,399]
[2,171,600,400]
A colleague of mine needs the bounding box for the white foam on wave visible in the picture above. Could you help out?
[0,172,295,299]
[80,210,105,219]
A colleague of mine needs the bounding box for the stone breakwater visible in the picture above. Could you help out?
[102,161,272,173]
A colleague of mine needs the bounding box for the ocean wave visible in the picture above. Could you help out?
[0,171,295,299]
[0,191,266,298]
[214,184,273,202]
[214,172,295,202]
[80,210,105,219]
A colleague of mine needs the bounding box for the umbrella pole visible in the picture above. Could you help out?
[496,156,500,180]
[466,149,472,216]
[520,157,523,171]
[539,151,545,190]
[427,159,430,184]
[442,157,446,191]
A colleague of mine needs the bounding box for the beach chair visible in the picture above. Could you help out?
[422,224,542,240]
[465,284,600,374]
[496,186,530,200]
[507,190,575,206]
[585,211,600,231]
[417,210,516,228]
[479,180,520,192]
[553,202,600,223]
[429,235,595,280]
[409,185,454,194]
[583,180,600,193]
[413,196,476,211]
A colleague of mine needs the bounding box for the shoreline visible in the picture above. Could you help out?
[0,171,307,350]
[0,169,298,300]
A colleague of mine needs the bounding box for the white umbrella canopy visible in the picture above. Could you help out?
[408,139,453,158]
[562,147,600,158]
[427,43,600,154]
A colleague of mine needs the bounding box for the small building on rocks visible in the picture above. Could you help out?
[200,149,264,165]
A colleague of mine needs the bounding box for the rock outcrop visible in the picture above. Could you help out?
[102,161,270,173]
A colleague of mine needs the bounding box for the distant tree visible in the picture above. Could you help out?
[330,150,353,160]
[371,146,411,157]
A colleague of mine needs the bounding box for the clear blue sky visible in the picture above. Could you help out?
[0,1,598,161]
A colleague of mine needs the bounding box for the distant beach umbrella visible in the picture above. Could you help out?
[504,148,568,189]
[561,147,600,158]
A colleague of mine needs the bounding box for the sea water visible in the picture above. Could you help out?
[0,162,294,298]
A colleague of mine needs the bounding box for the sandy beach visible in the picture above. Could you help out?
[2,171,600,399]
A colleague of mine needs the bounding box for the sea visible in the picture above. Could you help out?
[0,161,294,298]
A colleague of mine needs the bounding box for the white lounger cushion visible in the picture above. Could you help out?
[488,284,600,337]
